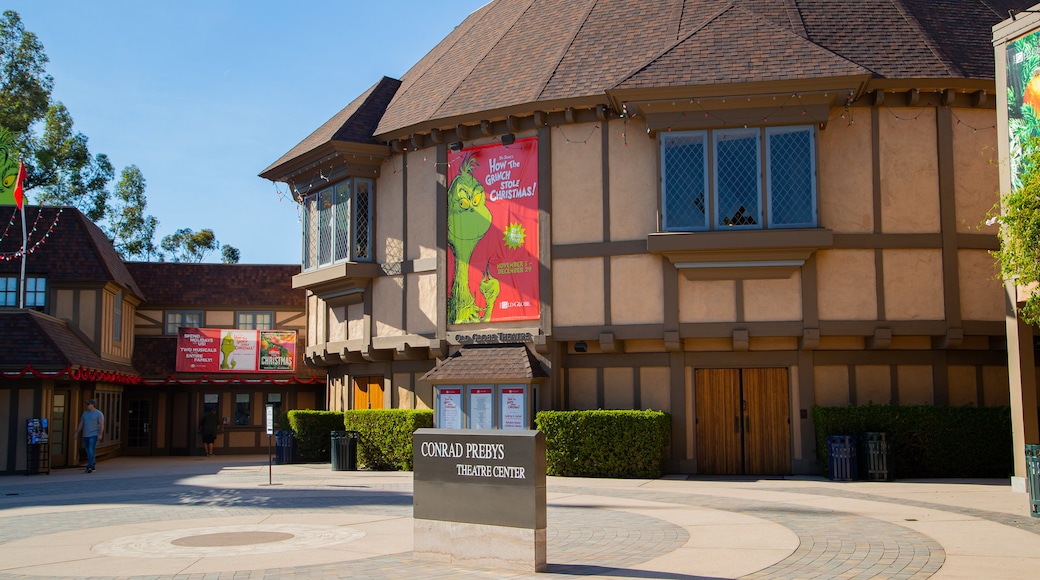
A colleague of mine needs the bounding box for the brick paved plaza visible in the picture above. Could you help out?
[0,457,1038,579]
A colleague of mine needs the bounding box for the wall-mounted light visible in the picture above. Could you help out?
[449,141,464,151]
[501,133,516,146]
[573,341,587,353]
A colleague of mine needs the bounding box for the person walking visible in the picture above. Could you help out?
[74,399,104,473]
[199,407,220,456]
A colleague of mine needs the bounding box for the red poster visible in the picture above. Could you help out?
[447,137,539,324]
[176,328,295,373]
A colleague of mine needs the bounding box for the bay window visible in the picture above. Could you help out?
[661,125,817,231]
[302,177,372,270]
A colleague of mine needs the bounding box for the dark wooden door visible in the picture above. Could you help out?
[695,368,791,475]
[125,398,153,455]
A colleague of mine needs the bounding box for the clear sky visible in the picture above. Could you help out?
[4,1,489,264]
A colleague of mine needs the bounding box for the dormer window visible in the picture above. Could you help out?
[302,177,373,270]
[0,276,46,310]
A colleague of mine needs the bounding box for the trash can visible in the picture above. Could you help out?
[1026,444,1040,518]
[861,432,891,481]
[828,435,857,481]
[275,430,295,465]
[331,430,359,471]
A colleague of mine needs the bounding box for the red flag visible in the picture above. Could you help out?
[13,161,25,209]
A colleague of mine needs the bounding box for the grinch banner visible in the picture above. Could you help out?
[176,328,296,372]
[446,137,539,324]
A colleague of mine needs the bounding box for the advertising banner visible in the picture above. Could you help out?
[446,137,539,324]
[1006,28,1040,188]
[176,328,296,372]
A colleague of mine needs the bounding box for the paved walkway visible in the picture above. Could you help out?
[1,456,1039,579]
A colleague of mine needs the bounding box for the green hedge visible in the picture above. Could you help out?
[812,405,1013,478]
[344,409,434,470]
[287,410,345,462]
[535,410,671,478]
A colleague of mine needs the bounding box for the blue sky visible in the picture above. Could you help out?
[5,1,489,264]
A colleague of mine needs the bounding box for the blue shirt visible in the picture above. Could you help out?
[80,409,104,438]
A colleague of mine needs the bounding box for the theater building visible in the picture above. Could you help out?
[0,206,322,473]
[261,0,1037,475]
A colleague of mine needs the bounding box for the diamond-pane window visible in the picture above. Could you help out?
[301,177,375,270]
[661,133,708,230]
[767,126,816,228]
[714,129,761,229]
[334,182,352,262]
[303,196,317,269]
[354,179,372,261]
[662,125,816,232]
[317,188,334,265]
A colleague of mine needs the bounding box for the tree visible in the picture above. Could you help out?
[221,245,240,264]
[1,11,111,221]
[108,165,160,260]
[160,228,239,264]
[991,136,1040,324]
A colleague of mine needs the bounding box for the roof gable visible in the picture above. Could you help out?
[614,5,869,90]
[422,344,549,382]
[0,206,143,299]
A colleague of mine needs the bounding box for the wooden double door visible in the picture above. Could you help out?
[353,376,384,410]
[695,368,791,475]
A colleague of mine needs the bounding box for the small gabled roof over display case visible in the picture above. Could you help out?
[422,344,549,383]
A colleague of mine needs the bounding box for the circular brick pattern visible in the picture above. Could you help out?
[93,524,365,558]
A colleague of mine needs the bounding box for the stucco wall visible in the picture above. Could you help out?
[552,123,604,244]
[373,276,405,336]
[816,249,877,320]
[958,249,1004,321]
[407,272,438,334]
[897,365,933,405]
[855,365,891,405]
[952,108,1000,234]
[552,258,605,326]
[608,117,658,240]
[407,149,439,261]
[814,365,849,406]
[604,367,634,409]
[882,249,944,320]
[378,157,405,264]
[819,110,873,233]
[879,107,940,233]
[679,279,737,323]
[610,254,664,325]
[743,274,802,321]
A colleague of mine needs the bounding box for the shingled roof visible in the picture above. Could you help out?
[124,262,302,307]
[0,310,138,377]
[422,344,549,382]
[0,206,143,299]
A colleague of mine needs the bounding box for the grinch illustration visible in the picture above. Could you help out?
[219,332,237,369]
[447,156,499,324]
[0,129,22,206]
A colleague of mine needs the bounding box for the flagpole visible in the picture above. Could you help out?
[18,205,26,309]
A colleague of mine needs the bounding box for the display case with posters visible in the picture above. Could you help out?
[26,419,50,475]
[434,384,538,430]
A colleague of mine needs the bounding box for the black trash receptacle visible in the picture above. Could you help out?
[331,430,359,471]
[1026,444,1040,518]
[828,435,857,481]
[861,432,891,481]
[275,430,295,465]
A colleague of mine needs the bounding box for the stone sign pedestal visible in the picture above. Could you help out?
[412,429,546,572]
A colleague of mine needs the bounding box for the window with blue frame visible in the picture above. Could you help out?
[661,125,817,231]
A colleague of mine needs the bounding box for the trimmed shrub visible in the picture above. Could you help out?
[344,409,434,470]
[536,410,671,478]
[288,410,345,462]
[812,405,1013,478]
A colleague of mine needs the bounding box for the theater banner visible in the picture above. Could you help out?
[176,328,296,372]
[446,137,539,325]
[1006,27,1040,189]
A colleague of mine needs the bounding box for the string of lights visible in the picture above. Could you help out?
[0,207,64,261]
